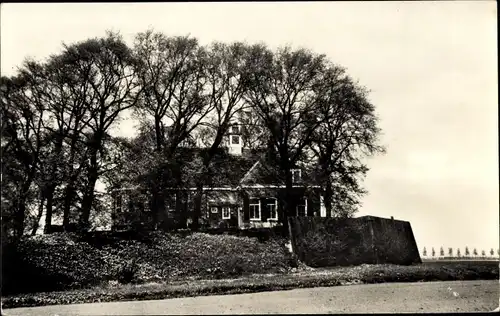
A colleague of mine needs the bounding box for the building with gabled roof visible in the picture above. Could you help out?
[110,120,327,231]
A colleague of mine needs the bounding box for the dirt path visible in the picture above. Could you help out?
[3,280,499,315]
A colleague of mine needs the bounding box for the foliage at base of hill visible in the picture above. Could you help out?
[2,232,292,295]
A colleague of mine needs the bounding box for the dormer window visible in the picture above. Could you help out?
[231,125,240,134]
[231,135,240,145]
[291,169,301,182]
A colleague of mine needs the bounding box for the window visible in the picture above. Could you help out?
[115,194,123,213]
[291,169,301,182]
[296,197,307,217]
[231,125,240,134]
[268,198,278,221]
[142,199,150,212]
[122,195,128,212]
[169,194,177,212]
[249,198,261,220]
[222,207,231,219]
[211,207,218,214]
[231,135,240,145]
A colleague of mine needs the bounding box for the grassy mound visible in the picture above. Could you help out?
[2,231,292,295]
[2,261,498,309]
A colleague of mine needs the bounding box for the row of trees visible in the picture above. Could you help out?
[422,247,500,258]
[1,30,384,240]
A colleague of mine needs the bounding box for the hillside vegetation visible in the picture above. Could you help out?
[2,231,293,295]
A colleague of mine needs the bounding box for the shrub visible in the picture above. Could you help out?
[3,233,121,295]
[2,231,292,295]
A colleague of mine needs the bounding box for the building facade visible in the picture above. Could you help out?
[110,120,327,231]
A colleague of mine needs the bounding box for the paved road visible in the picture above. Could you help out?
[3,280,499,315]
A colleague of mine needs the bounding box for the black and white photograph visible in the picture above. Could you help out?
[1,1,498,314]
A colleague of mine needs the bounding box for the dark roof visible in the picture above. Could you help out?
[240,156,320,187]
[116,146,319,191]
[208,151,261,187]
[172,147,265,188]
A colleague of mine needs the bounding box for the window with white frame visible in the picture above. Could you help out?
[249,198,261,220]
[211,206,218,214]
[231,135,240,145]
[296,197,307,217]
[291,169,302,182]
[222,207,231,219]
[268,198,278,220]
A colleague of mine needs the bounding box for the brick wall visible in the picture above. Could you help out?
[288,215,421,267]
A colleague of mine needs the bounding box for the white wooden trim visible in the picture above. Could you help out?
[291,169,302,182]
[240,184,320,189]
[295,197,307,217]
[320,194,326,217]
[112,184,320,193]
[222,206,231,219]
[267,198,278,221]
[249,197,261,220]
[163,187,238,191]
[240,160,261,184]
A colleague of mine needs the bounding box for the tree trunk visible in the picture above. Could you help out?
[154,114,163,152]
[191,181,204,232]
[43,186,56,234]
[31,191,45,236]
[281,174,293,237]
[324,177,333,218]
[15,170,37,239]
[14,201,27,239]
[278,143,293,237]
[63,137,79,230]
[62,179,77,229]
[43,136,63,234]
[151,188,166,230]
[79,150,99,231]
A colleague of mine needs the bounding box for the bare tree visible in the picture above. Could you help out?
[309,66,384,217]
[1,61,49,238]
[245,44,340,231]
[54,32,143,231]
[132,30,210,228]
[191,41,253,231]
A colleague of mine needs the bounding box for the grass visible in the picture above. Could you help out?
[3,261,498,309]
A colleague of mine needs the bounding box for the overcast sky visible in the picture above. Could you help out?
[1,2,498,253]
